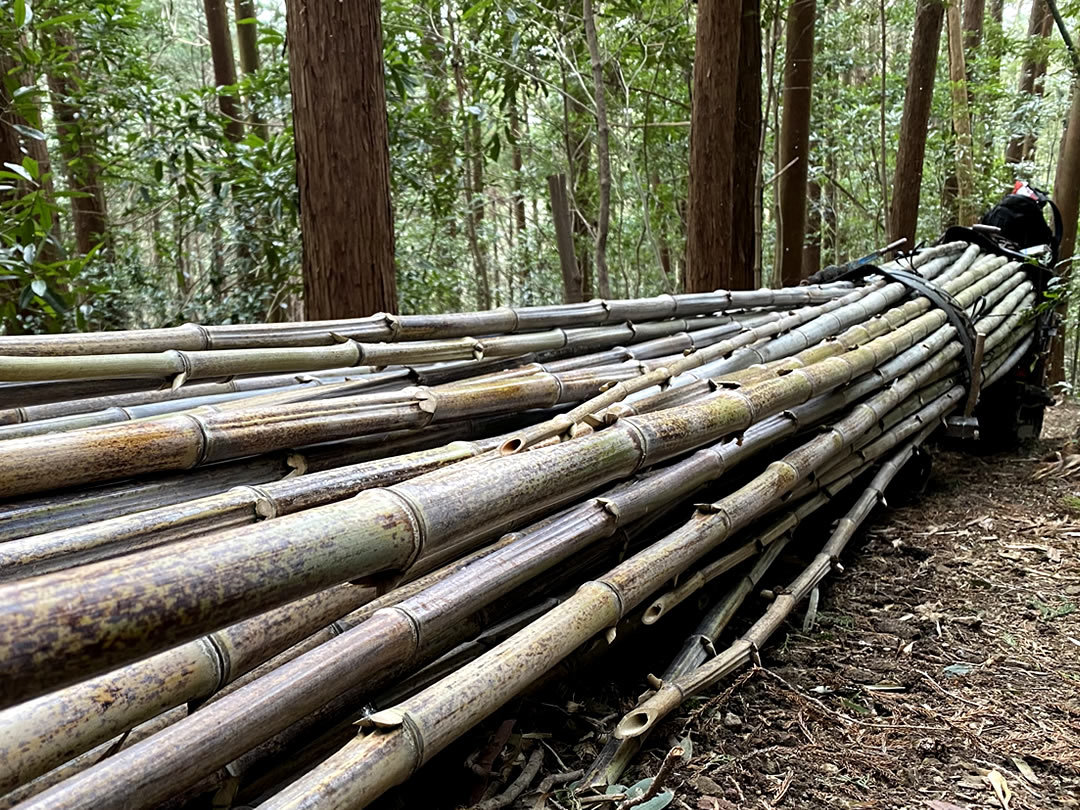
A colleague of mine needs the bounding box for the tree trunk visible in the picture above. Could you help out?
[449,14,491,310]
[233,0,268,140]
[945,1,976,225]
[803,179,822,274]
[203,0,244,143]
[548,173,584,303]
[582,0,611,299]
[731,0,762,290]
[777,0,816,286]
[888,0,944,247]
[685,0,743,293]
[962,0,985,51]
[287,0,397,318]
[45,30,108,258]
[509,90,526,238]
[1005,0,1053,165]
[1050,81,1080,382]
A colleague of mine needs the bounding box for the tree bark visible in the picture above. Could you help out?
[945,1,976,226]
[1005,0,1053,165]
[203,0,244,143]
[449,13,491,310]
[45,30,108,258]
[731,0,762,290]
[287,0,397,318]
[803,179,821,274]
[1050,81,1080,381]
[548,173,584,302]
[582,0,612,299]
[233,0,268,140]
[777,0,816,286]
[888,0,944,246]
[509,90,526,238]
[962,0,985,51]
[685,0,743,293]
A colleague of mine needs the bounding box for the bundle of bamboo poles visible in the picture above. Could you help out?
[0,236,1048,810]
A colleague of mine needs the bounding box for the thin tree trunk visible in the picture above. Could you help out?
[509,90,526,238]
[233,0,268,140]
[879,0,889,232]
[731,0,762,290]
[45,30,108,258]
[1050,81,1080,382]
[777,0,816,286]
[946,1,976,225]
[548,173,584,302]
[1006,0,1053,165]
[287,0,397,318]
[582,0,611,299]
[889,0,944,246]
[803,179,822,273]
[449,14,491,309]
[203,0,244,143]
[685,0,743,292]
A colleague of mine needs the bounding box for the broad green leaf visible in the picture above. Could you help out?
[30,278,46,296]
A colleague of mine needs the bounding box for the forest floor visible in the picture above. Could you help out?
[385,403,1080,810]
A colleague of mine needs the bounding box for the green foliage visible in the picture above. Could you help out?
[0,0,1077,332]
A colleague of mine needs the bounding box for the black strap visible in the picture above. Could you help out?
[858,265,979,386]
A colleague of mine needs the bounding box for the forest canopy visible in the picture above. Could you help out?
[0,0,1077,333]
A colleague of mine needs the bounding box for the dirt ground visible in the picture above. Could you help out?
[385,403,1080,810]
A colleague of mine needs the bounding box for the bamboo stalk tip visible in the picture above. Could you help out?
[499,436,525,455]
[641,600,665,625]
[614,709,654,739]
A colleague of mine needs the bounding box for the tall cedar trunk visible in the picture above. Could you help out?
[45,30,108,258]
[203,0,244,143]
[803,179,822,273]
[582,0,612,299]
[685,0,743,292]
[777,0,816,286]
[731,0,762,290]
[1050,82,1080,382]
[233,0,268,140]
[449,15,491,309]
[945,1,976,225]
[287,0,397,318]
[962,0,985,52]
[1005,0,1053,165]
[509,91,526,238]
[888,0,944,246]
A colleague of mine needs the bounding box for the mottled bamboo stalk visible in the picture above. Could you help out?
[590,254,1011,427]
[614,428,938,742]
[0,287,854,357]
[0,583,374,793]
[205,336,985,810]
[0,366,636,498]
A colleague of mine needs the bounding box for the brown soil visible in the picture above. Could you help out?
[387,404,1080,810]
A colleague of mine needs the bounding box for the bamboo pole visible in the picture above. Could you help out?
[0,287,854,357]
[614,428,940,742]
[177,343,989,810]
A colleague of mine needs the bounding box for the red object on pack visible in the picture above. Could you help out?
[1013,180,1039,201]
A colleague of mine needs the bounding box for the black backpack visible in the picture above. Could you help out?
[980,185,1063,264]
